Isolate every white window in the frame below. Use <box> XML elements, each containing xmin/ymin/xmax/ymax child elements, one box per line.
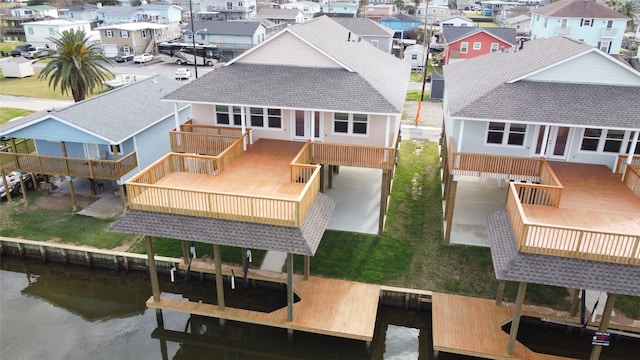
<box><xmin>486</xmin><ymin>122</ymin><xmax>526</xmax><ymax>146</ymax></box>
<box><xmin>411</xmin><ymin>54</ymin><xmax>418</xmax><ymax>60</ymax></box>
<box><xmin>580</xmin><ymin>128</ymin><xmax>601</xmax><ymax>151</ymax></box>
<box><xmin>560</xmin><ymin>19</ymin><xmax>567</xmax><ymax>28</ymax></box>
<box><xmin>371</xmin><ymin>39</ymin><xmax>379</xmax><ymax>48</ymax></box>
<box><xmin>460</xmin><ymin>42</ymin><xmax>468</xmax><ymax>53</ymax></box>
<box><xmin>121</xmin><ymin>31</ymin><xmax>129</xmax><ymax>38</ymax></box>
<box><xmin>473</xmin><ymin>42</ymin><xmax>481</xmax><ymax>50</ymax></box>
<box><xmin>249</xmin><ymin>107</ymin><xmax>282</xmax><ymax>129</ymax></box>
<box><xmin>122</xmin><ymin>46</ymin><xmax>131</xmax><ymax>54</ymax></box>
<box><xmin>490</xmin><ymin>43</ymin><xmax>499</xmax><ymax>53</ymax></box>
<box><xmin>606</xmin><ymin>20</ymin><xmax>613</xmax><ymax>29</ymax></box>
<box><xmin>597</xmin><ymin>41</ymin><xmax>610</xmax><ymax>53</ymax></box>
<box><xmin>582</xmin><ymin>18</ymin><xmax>592</xmax><ymax>26</ymax></box>
<box><xmin>141</xmin><ymin>30</ymin><xmax>147</xmax><ymax>38</ymax></box>
<box><xmin>215</xmin><ymin>105</ymin><xmax>243</xmax><ymax>126</ymax></box>
<box><xmin>581</xmin><ymin>128</ymin><xmax>626</xmax><ymax>153</ymax></box>
<box><xmin>105</xmin><ymin>30</ymin><xmax>113</xmax><ymax>38</ymax></box>
<box><xmin>227</xmin><ymin>1</ymin><xmax>233</xmax><ymax>9</ymax></box>
<box><xmin>49</xmin><ymin>28</ymin><xmax>55</xmax><ymax>35</ymax></box>
<box><xmin>626</xmin><ymin>132</ymin><xmax>640</xmax><ymax>155</ymax></box>
<box><xmin>28</xmin><ymin>27</ymin><xmax>34</xmax><ymax>35</ymax></box>
<box><xmin>333</xmin><ymin>113</ymin><xmax>368</xmax><ymax>135</ymax></box>
<box><xmin>603</xmin><ymin>130</ymin><xmax>625</xmax><ymax>153</ymax></box>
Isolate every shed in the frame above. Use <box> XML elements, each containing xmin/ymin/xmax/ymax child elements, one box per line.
<box><xmin>1</xmin><ymin>57</ymin><xmax>34</xmax><ymax>78</ymax></box>
<box><xmin>404</xmin><ymin>44</ymin><xmax>426</xmax><ymax>71</ymax></box>
<box><xmin>430</xmin><ymin>72</ymin><xmax>444</xmax><ymax>100</ymax></box>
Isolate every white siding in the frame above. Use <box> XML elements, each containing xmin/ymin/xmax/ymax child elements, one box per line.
<box><xmin>524</xmin><ymin>51</ymin><xmax>640</xmax><ymax>86</ymax></box>
<box><xmin>237</xmin><ymin>31</ymin><xmax>342</xmax><ymax>68</ymax></box>
<box><xmin>456</xmin><ymin>119</ymin><xmax>536</xmax><ymax>157</ymax></box>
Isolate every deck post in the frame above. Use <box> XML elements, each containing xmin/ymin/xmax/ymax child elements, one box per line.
<box><xmin>378</xmin><ymin>170</ymin><xmax>390</xmax><ymax>236</ymax></box>
<box><xmin>328</xmin><ymin>165</ymin><xmax>333</xmax><ymax>189</ymax></box>
<box><xmin>287</xmin><ymin>252</ymin><xmax>294</xmax><ymax>322</ymax></box>
<box><xmin>1</xmin><ymin>171</ymin><xmax>12</xmax><ymax>203</ymax></box>
<box><xmin>17</xmin><ymin>175</ymin><xmax>28</xmax><ymax>204</ymax></box>
<box><xmin>304</xmin><ymin>255</ymin><xmax>310</xmax><ymax>280</ymax></box>
<box><xmin>181</xmin><ymin>240</ymin><xmax>189</xmax><ymax>263</ymax></box>
<box><xmin>213</xmin><ymin>244</ymin><xmax>225</xmax><ymax>310</ymax></box>
<box><xmin>119</xmin><ymin>184</ymin><xmax>127</xmax><ymax>213</ymax></box>
<box><xmin>146</xmin><ymin>236</ymin><xmax>161</xmax><ymax>302</ymax></box>
<box><xmin>569</xmin><ymin>289</ymin><xmax>580</xmax><ymax>317</ymax></box>
<box><xmin>495</xmin><ymin>280</ymin><xmax>505</xmax><ymax>305</ymax></box>
<box><xmin>444</xmin><ymin>176</ymin><xmax>457</xmax><ymax>244</ymax></box>
<box><xmin>506</xmin><ymin>281</ymin><xmax>527</xmax><ymax>354</ymax></box>
<box><xmin>589</xmin><ymin>293</ymin><xmax>617</xmax><ymax>360</ymax></box>
<box><xmin>60</xmin><ymin>142</ymin><xmax>78</xmax><ymax>209</ymax></box>
<box><xmin>319</xmin><ymin>164</ymin><xmax>325</xmax><ymax>193</ymax></box>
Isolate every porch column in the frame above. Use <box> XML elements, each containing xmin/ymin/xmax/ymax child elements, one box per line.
<box><xmin>456</xmin><ymin>120</ymin><xmax>464</xmax><ymax>153</ymax></box>
<box><xmin>18</xmin><ymin>174</ymin><xmax>27</xmax><ymax>204</ymax></box>
<box><xmin>145</xmin><ymin>236</ymin><xmax>161</xmax><ymax>302</ymax></box>
<box><xmin>379</xmin><ymin>170</ymin><xmax>391</xmax><ymax>236</ymax></box>
<box><xmin>173</xmin><ymin>102</ymin><xmax>180</xmax><ymax>131</ymax></box>
<box><xmin>507</xmin><ymin>282</ymin><xmax>527</xmax><ymax>354</ymax></box>
<box><xmin>310</xmin><ymin>111</ymin><xmax>315</xmax><ymax>141</ymax></box>
<box><xmin>181</xmin><ymin>240</ymin><xmax>190</xmax><ymax>263</ymax></box>
<box><xmin>241</xmin><ymin>107</ymin><xmax>247</xmax><ymax>151</ymax></box>
<box><xmin>304</xmin><ymin>255</ymin><xmax>310</xmax><ymax>280</ymax></box>
<box><xmin>444</xmin><ymin>175</ymin><xmax>457</xmax><ymax>244</ymax></box>
<box><xmin>385</xmin><ymin>115</ymin><xmax>391</xmax><ymax>147</ymax></box>
<box><xmin>495</xmin><ymin>280</ymin><xmax>505</xmax><ymax>305</ymax></box>
<box><xmin>213</xmin><ymin>244</ymin><xmax>225</xmax><ymax>310</ymax></box>
<box><xmin>60</xmin><ymin>141</ymin><xmax>78</xmax><ymax>209</ymax></box>
<box><xmin>539</xmin><ymin>126</ymin><xmax>550</xmax><ymax>158</ymax></box>
<box><xmin>287</xmin><ymin>252</ymin><xmax>294</xmax><ymax>321</ymax></box>
<box><xmin>624</xmin><ymin>131</ymin><xmax>639</xmax><ymax>176</ymax></box>
<box><xmin>589</xmin><ymin>293</ymin><xmax>617</xmax><ymax>360</ymax></box>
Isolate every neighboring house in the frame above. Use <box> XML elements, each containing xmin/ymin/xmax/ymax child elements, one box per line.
<box><xmin>23</xmin><ymin>19</ymin><xmax>93</xmax><ymax>49</ymax></box>
<box><xmin>10</xmin><ymin>5</ymin><xmax>58</xmax><ymax>19</ymax></box>
<box><xmin>439</xmin><ymin>15</ymin><xmax>476</xmax><ymax>28</ymax></box>
<box><xmin>256</xmin><ymin>8</ymin><xmax>305</xmax><ymax>25</ymax></box>
<box><xmin>442</xmin><ymin>26</ymin><xmax>516</xmax><ymax>64</ymax></box>
<box><xmin>380</xmin><ymin>13</ymin><xmax>423</xmax><ymax>39</ymax></box>
<box><xmin>332</xmin><ymin>17</ymin><xmax>395</xmax><ymax>53</ymax></box>
<box><xmin>97</xmin><ymin>23</ymin><xmax>173</xmax><ymax>57</ymax></box>
<box><xmin>323</xmin><ymin>1</ymin><xmax>359</xmax><ymax>17</ymax></box>
<box><xmin>2</xmin><ymin>5</ymin><xmax>59</xmax><ymax>41</ymax></box>
<box><xmin>135</xmin><ymin>15</ymin><xmax>410</xmax><ymax>238</ymax></box>
<box><xmin>184</xmin><ymin>20</ymin><xmax>268</xmax><ymax>60</ymax></box>
<box><xmin>65</xmin><ymin>4</ymin><xmax>99</xmax><ymax>22</ymax></box>
<box><xmin>96</xmin><ymin>5</ymin><xmax>183</xmax><ymax>25</ymax></box>
<box><xmin>280</xmin><ymin>1</ymin><xmax>322</xmax><ymax>21</ymax></box>
<box><xmin>416</xmin><ymin>4</ymin><xmax>452</xmax><ymax>25</ymax></box>
<box><xmin>529</xmin><ymin>0</ymin><xmax>628</xmax><ymax>54</ymax></box>
<box><xmin>441</xmin><ymin>37</ymin><xmax>640</xmax><ymax>347</ymax></box>
<box><xmin>501</xmin><ymin>15</ymin><xmax>531</xmax><ymax>35</ymax></box>
<box><xmin>456</xmin><ymin>0</ymin><xmax>476</xmax><ymax>10</ymax></box>
<box><xmin>362</xmin><ymin>4</ymin><xmax>395</xmax><ymax>22</ymax></box>
<box><xmin>0</xmin><ymin>57</ymin><xmax>34</xmax><ymax>78</ymax></box>
<box><xmin>200</xmin><ymin>0</ymin><xmax>257</xmax><ymax>20</ymax></box>
<box><xmin>403</xmin><ymin>44</ymin><xmax>426</xmax><ymax>70</ymax></box>
<box><xmin>0</xmin><ymin>76</ymin><xmax>192</xmax><ymax>206</ymax></box>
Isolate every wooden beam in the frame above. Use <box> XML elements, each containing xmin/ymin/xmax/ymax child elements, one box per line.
<box><xmin>60</xmin><ymin>141</ymin><xmax>78</xmax><ymax>209</ymax></box>
<box><xmin>146</xmin><ymin>236</ymin><xmax>161</xmax><ymax>301</ymax></box>
<box><xmin>119</xmin><ymin>184</ymin><xmax>127</xmax><ymax>213</ymax></box>
<box><xmin>589</xmin><ymin>293</ymin><xmax>617</xmax><ymax>360</ymax></box>
<box><xmin>328</xmin><ymin>165</ymin><xmax>333</xmax><ymax>189</ymax></box>
<box><xmin>319</xmin><ymin>164</ymin><xmax>325</xmax><ymax>193</ymax></box>
<box><xmin>18</xmin><ymin>174</ymin><xmax>27</xmax><ymax>204</ymax></box>
<box><xmin>378</xmin><ymin>170</ymin><xmax>389</xmax><ymax>236</ymax></box>
<box><xmin>495</xmin><ymin>280</ymin><xmax>505</xmax><ymax>306</ymax></box>
<box><xmin>304</xmin><ymin>255</ymin><xmax>310</xmax><ymax>280</ymax></box>
<box><xmin>569</xmin><ymin>289</ymin><xmax>580</xmax><ymax>317</ymax></box>
<box><xmin>507</xmin><ymin>282</ymin><xmax>527</xmax><ymax>354</ymax></box>
<box><xmin>181</xmin><ymin>240</ymin><xmax>189</xmax><ymax>262</ymax></box>
<box><xmin>213</xmin><ymin>244</ymin><xmax>225</xmax><ymax>310</ymax></box>
<box><xmin>287</xmin><ymin>252</ymin><xmax>294</xmax><ymax>322</ymax></box>
<box><xmin>1</xmin><ymin>171</ymin><xmax>12</xmax><ymax>203</ymax></box>
<box><xmin>444</xmin><ymin>177</ymin><xmax>457</xmax><ymax>244</ymax></box>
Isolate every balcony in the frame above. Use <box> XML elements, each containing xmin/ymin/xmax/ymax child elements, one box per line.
<box><xmin>0</xmin><ymin>139</ymin><xmax>138</xmax><ymax>180</ymax></box>
<box><xmin>600</xmin><ymin>27</ymin><xmax>617</xmax><ymax>37</ymax></box>
<box><xmin>555</xmin><ymin>26</ymin><xmax>571</xmax><ymax>35</ymax></box>
<box><xmin>445</xmin><ymin>137</ymin><xmax>640</xmax><ymax>265</ymax></box>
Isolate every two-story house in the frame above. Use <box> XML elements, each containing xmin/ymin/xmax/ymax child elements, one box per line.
<box><xmin>442</xmin><ymin>26</ymin><xmax>516</xmax><ymax>64</ymax></box>
<box><xmin>256</xmin><ymin>8</ymin><xmax>306</xmax><ymax>25</ymax></box>
<box><xmin>322</xmin><ymin>1</ymin><xmax>360</xmax><ymax>17</ymax></box>
<box><xmin>97</xmin><ymin>23</ymin><xmax>174</xmax><ymax>57</ymax></box>
<box><xmin>0</xmin><ymin>76</ymin><xmax>191</xmax><ymax>208</ymax></box>
<box><xmin>379</xmin><ymin>13</ymin><xmax>424</xmax><ymax>39</ymax></box>
<box><xmin>279</xmin><ymin>1</ymin><xmax>322</xmax><ymax>21</ymax></box>
<box><xmin>199</xmin><ymin>0</ymin><xmax>256</xmax><ymax>20</ymax></box>
<box><xmin>2</xmin><ymin>5</ymin><xmax>59</xmax><ymax>41</ymax></box>
<box><xmin>441</xmin><ymin>34</ymin><xmax>640</xmax><ymax>355</ymax></box>
<box><xmin>332</xmin><ymin>17</ymin><xmax>395</xmax><ymax>54</ymax></box>
<box><xmin>23</xmin><ymin>19</ymin><xmax>93</xmax><ymax>49</ymax></box>
<box><xmin>184</xmin><ymin>20</ymin><xmax>267</xmax><ymax>60</ymax></box>
<box><xmin>439</xmin><ymin>15</ymin><xmax>476</xmax><ymax>28</ymax></box>
<box><xmin>96</xmin><ymin>5</ymin><xmax>183</xmax><ymax>25</ymax></box>
<box><xmin>529</xmin><ymin>0</ymin><xmax>628</xmax><ymax>54</ymax></box>
<box><xmin>362</xmin><ymin>4</ymin><xmax>395</xmax><ymax>23</ymax></box>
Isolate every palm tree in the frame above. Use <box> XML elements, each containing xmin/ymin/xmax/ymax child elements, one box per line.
<box><xmin>38</xmin><ymin>29</ymin><xmax>113</xmax><ymax>103</ymax></box>
<box><xmin>617</xmin><ymin>0</ymin><xmax>640</xmax><ymax>28</ymax></box>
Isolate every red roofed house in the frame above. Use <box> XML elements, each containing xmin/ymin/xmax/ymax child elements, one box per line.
<box><xmin>442</xmin><ymin>26</ymin><xmax>517</xmax><ymax>64</ymax></box>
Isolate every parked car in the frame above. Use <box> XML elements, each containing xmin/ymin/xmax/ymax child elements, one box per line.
<box><xmin>10</xmin><ymin>44</ymin><xmax>37</xmax><ymax>58</ymax></box>
<box><xmin>0</xmin><ymin>172</ymin><xmax>34</xmax><ymax>201</ymax></box>
<box><xmin>175</xmin><ymin>68</ymin><xmax>191</xmax><ymax>80</ymax></box>
<box><xmin>114</xmin><ymin>53</ymin><xmax>134</xmax><ymax>62</ymax></box>
<box><xmin>133</xmin><ymin>53</ymin><xmax>154</xmax><ymax>63</ymax></box>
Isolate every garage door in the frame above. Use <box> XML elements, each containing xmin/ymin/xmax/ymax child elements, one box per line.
<box><xmin>103</xmin><ymin>44</ymin><xmax>118</xmax><ymax>58</ymax></box>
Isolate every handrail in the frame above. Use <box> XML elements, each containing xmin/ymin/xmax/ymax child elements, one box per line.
<box><xmin>310</xmin><ymin>142</ymin><xmax>396</xmax><ymax>170</ymax></box>
<box><xmin>623</xmin><ymin>165</ymin><xmax>640</xmax><ymax>198</ymax></box>
<box><xmin>616</xmin><ymin>155</ymin><xmax>640</xmax><ymax>174</ymax></box>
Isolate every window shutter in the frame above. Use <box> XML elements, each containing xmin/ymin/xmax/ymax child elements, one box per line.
<box><xmin>590</xmin><ymin>19</ymin><xmax>594</xmax><ymax>27</ymax></box>
<box><xmin>580</xmin><ymin>19</ymin><xmax>583</xmax><ymax>26</ymax></box>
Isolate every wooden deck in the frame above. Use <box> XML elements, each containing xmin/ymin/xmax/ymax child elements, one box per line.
<box><xmin>432</xmin><ymin>293</ymin><xmax>571</xmax><ymax>360</ymax></box>
<box><xmin>147</xmin><ymin>265</ymin><xmax>380</xmax><ymax>342</ymax></box>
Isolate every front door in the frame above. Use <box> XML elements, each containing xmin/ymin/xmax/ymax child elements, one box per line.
<box><xmin>293</xmin><ymin>110</ymin><xmax>321</xmax><ymax>141</ymax></box>
<box><xmin>534</xmin><ymin>126</ymin><xmax>571</xmax><ymax>160</ymax></box>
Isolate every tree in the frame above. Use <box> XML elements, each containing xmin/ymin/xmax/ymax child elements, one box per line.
<box><xmin>606</xmin><ymin>0</ymin><xmax>639</xmax><ymax>29</ymax></box>
<box><xmin>38</xmin><ymin>29</ymin><xmax>113</xmax><ymax>103</ymax></box>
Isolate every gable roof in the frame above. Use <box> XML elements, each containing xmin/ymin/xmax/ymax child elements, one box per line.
<box><xmin>380</xmin><ymin>13</ymin><xmax>423</xmax><ymax>23</ymax></box>
<box><xmin>331</xmin><ymin>17</ymin><xmax>395</xmax><ymax>37</ymax></box>
<box><xmin>163</xmin><ymin>16</ymin><xmax>410</xmax><ymax>115</ymax></box>
<box><xmin>503</xmin><ymin>15</ymin><xmax>530</xmax><ymax>25</ymax></box>
<box><xmin>530</xmin><ymin>0</ymin><xmax>629</xmax><ymax>19</ymax></box>
<box><xmin>443</xmin><ymin>26</ymin><xmax>517</xmax><ymax>45</ymax></box>
<box><xmin>0</xmin><ymin>76</ymin><xmax>185</xmax><ymax>143</ymax></box>
<box><xmin>256</xmin><ymin>8</ymin><xmax>304</xmax><ymax>19</ymax></box>
<box><xmin>440</xmin><ymin>15</ymin><xmax>475</xmax><ymax>23</ymax></box>
<box><xmin>97</xmin><ymin>6</ymin><xmax>140</xmax><ymax>17</ymax></box>
<box><xmin>17</xmin><ymin>5</ymin><xmax>57</xmax><ymax>11</ymax></box>
<box><xmin>69</xmin><ymin>4</ymin><xmax>98</xmax><ymax>12</ymax></box>
<box><xmin>187</xmin><ymin>20</ymin><xmax>263</xmax><ymax>36</ymax></box>
<box><xmin>443</xmin><ymin>36</ymin><xmax>640</xmax><ymax>129</ymax></box>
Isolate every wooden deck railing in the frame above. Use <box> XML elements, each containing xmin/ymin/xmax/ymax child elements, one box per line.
<box><xmin>506</xmin><ymin>184</ymin><xmax>640</xmax><ymax>265</ymax></box>
<box><xmin>0</xmin><ymin>151</ymin><xmax>138</xmax><ymax>180</ymax></box>
<box><xmin>623</xmin><ymin>165</ymin><xmax>640</xmax><ymax>198</ymax></box>
<box><xmin>290</xmin><ymin>142</ymin><xmax>316</xmax><ymax>183</ymax></box>
<box><xmin>615</xmin><ymin>155</ymin><xmax>640</xmax><ymax>174</ymax></box>
<box><xmin>0</xmin><ymin>139</ymin><xmax>35</xmax><ymax>168</ymax></box>
<box><xmin>310</xmin><ymin>142</ymin><xmax>395</xmax><ymax>170</ymax></box>
<box><xmin>170</xmin><ymin>122</ymin><xmax>250</xmax><ymax>155</ymax></box>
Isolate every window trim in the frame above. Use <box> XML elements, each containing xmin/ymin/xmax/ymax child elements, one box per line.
<box><xmin>490</xmin><ymin>43</ymin><xmax>499</xmax><ymax>53</ymax></box>
<box><xmin>579</xmin><ymin>128</ymin><xmax>629</xmax><ymax>154</ymax></box>
<box><xmin>248</xmin><ymin>107</ymin><xmax>282</xmax><ymax>129</ymax></box>
<box><xmin>332</xmin><ymin>112</ymin><xmax>369</xmax><ymax>136</ymax></box>
<box><xmin>484</xmin><ymin>122</ymin><xmax>527</xmax><ymax>147</ymax></box>
<box><xmin>105</xmin><ymin>30</ymin><xmax>113</xmax><ymax>38</ymax></box>
<box><xmin>121</xmin><ymin>30</ymin><xmax>129</xmax><ymax>38</ymax></box>
<box><xmin>460</xmin><ymin>41</ymin><xmax>468</xmax><ymax>53</ymax></box>
<box><xmin>473</xmin><ymin>42</ymin><xmax>481</xmax><ymax>50</ymax></box>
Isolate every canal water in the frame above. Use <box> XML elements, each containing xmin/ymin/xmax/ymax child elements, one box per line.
<box><xmin>1</xmin><ymin>257</ymin><xmax>639</xmax><ymax>360</ymax></box>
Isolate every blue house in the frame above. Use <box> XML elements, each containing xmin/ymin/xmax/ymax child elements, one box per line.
<box><xmin>0</xmin><ymin>76</ymin><xmax>191</xmax><ymax>206</ymax></box>
<box><xmin>379</xmin><ymin>13</ymin><xmax>424</xmax><ymax>38</ymax></box>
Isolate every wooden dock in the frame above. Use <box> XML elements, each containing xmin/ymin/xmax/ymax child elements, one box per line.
<box><xmin>432</xmin><ymin>293</ymin><xmax>571</xmax><ymax>360</ymax></box>
<box><xmin>147</xmin><ymin>264</ymin><xmax>380</xmax><ymax>342</ymax></box>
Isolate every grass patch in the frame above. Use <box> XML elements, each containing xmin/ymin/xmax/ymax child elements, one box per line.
<box><xmin>0</xmin><ymin>191</ymin><xmax>134</xmax><ymax>249</ymax></box>
<box><xmin>406</xmin><ymin>90</ymin><xmax>425</xmax><ymax>101</ymax></box>
<box><xmin>0</xmin><ymin>107</ymin><xmax>33</xmax><ymax>125</ymax></box>
<box><xmin>616</xmin><ymin>295</ymin><xmax>640</xmax><ymax>319</ymax></box>
<box><xmin>0</xmin><ymin>42</ymin><xmax>26</xmax><ymax>53</ymax></box>
<box><xmin>478</xmin><ymin>22</ymin><xmax>500</xmax><ymax>28</ymax></box>
<box><xmin>0</xmin><ymin>69</ymin><xmax>110</xmax><ymax>100</ymax></box>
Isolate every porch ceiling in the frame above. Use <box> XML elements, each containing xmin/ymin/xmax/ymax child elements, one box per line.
<box><xmin>109</xmin><ymin>193</ymin><xmax>335</xmax><ymax>256</ymax></box>
<box><xmin>162</xmin><ymin>63</ymin><xmax>401</xmax><ymax>115</ymax></box>
<box><xmin>487</xmin><ymin>210</ymin><xmax>640</xmax><ymax>297</ymax></box>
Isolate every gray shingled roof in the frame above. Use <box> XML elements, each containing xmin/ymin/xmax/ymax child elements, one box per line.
<box><xmin>443</xmin><ymin>36</ymin><xmax>640</xmax><ymax>128</ymax></box>
<box><xmin>380</xmin><ymin>13</ymin><xmax>423</xmax><ymax>23</ymax></box>
<box><xmin>0</xmin><ymin>76</ymin><xmax>185</xmax><ymax>143</ymax></box>
<box><xmin>487</xmin><ymin>211</ymin><xmax>640</xmax><ymax>296</ymax></box>
<box><xmin>109</xmin><ymin>193</ymin><xmax>335</xmax><ymax>256</ymax></box>
<box><xmin>332</xmin><ymin>17</ymin><xmax>395</xmax><ymax>37</ymax></box>
<box><xmin>164</xmin><ymin>16</ymin><xmax>410</xmax><ymax>114</ymax></box>
<box><xmin>97</xmin><ymin>6</ymin><xmax>139</xmax><ymax>17</ymax></box>
<box><xmin>256</xmin><ymin>8</ymin><xmax>303</xmax><ymax>19</ymax></box>
<box><xmin>187</xmin><ymin>20</ymin><xmax>262</xmax><ymax>36</ymax></box>
<box><xmin>530</xmin><ymin>0</ymin><xmax>629</xmax><ymax>19</ymax></box>
<box><xmin>442</xmin><ymin>26</ymin><xmax>516</xmax><ymax>45</ymax></box>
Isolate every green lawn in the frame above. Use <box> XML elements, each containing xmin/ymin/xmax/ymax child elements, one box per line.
<box><xmin>0</xmin><ymin>69</ymin><xmax>110</xmax><ymax>100</ymax></box>
<box><xmin>0</xmin><ymin>107</ymin><xmax>34</xmax><ymax>124</ymax></box>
